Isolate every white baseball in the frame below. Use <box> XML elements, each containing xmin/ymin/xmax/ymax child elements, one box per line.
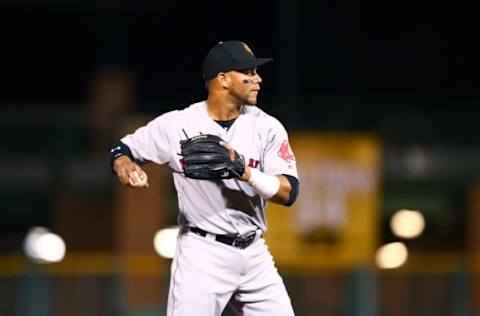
<box><xmin>129</xmin><ymin>171</ymin><xmax>149</xmax><ymax>187</ymax></box>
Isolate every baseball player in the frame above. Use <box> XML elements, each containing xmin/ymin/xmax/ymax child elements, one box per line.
<box><xmin>108</xmin><ymin>40</ymin><xmax>299</xmax><ymax>316</ymax></box>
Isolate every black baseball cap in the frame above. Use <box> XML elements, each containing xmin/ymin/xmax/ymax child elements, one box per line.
<box><xmin>202</xmin><ymin>40</ymin><xmax>273</xmax><ymax>80</ymax></box>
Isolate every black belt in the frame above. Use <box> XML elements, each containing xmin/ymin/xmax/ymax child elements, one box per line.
<box><xmin>189</xmin><ymin>227</ymin><xmax>259</xmax><ymax>249</ymax></box>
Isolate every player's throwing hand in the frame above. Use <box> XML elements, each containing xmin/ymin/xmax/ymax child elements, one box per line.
<box><xmin>113</xmin><ymin>156</ymin><xmax>149</xmax><ymax>188</ymax></box>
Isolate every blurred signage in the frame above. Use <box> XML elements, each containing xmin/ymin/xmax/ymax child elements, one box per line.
<box><xmin>265</xmin><ymin>133</ymin><xmax>381</xmax><ymax>269</ymax></box>
<box><xmin>385</xmin><ymin>145</ymin><xmax>480</xmax><ymax>180</ymax></box>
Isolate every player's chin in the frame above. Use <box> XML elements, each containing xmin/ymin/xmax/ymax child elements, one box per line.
<box><xmin>245</xmin><ymin>96</ymin><xmax>258</xmax><ymax>106</ymax></box>
<box><xmin>243</xmin><ymin>90</ymin><xmax>259</xmax><ymax>105</ymax></box>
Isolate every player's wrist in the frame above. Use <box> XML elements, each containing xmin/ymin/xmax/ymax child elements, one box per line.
<box><xmin>247</xmin><ymin>168</ymin><xmax>280</xmax><ymax>200</ymax></box>
<box><xmin>239</xmin><ymin>165</ymin><xmax>251</xmax><ymax>181</ymax></box>
<box><xmin>113</xmin><ymin>155</ymin><xmax>132</xmax><ymax>174</ymax></box>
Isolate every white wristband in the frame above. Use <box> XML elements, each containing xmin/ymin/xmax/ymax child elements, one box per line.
<box><xmin>247</xmin><ymin>168</ymin><xmax>281</xmax><ymax>200</ymax></box>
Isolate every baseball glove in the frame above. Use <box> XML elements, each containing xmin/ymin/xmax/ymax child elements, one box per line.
<box><xmin>180</xmin><ymin>134</ymin><xmax>245</xmax><ymax>180</ymax></box>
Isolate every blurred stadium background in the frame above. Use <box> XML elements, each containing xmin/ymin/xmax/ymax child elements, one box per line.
<box><xmin>1</xmin><ymin>0</ymin><xmax>479</xmax><ymax>315</ymax></box>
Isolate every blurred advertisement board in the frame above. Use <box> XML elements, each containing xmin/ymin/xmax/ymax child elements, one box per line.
<box><xmin>266</xmin><ymin>133</ymin><xmax>381</xmax><ymax>270</ymax></box>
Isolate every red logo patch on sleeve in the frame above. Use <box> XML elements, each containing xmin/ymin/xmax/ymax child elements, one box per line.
<box><xmin>278</xmin><ymin>140</ymin><xmax>295</xmax><ymax>163</ymax></box>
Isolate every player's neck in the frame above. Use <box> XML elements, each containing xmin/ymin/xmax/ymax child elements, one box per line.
<box><xmin>206</xmin><ymin>97</ymin><xmax>243</xmax><ymax>121</ymax></box>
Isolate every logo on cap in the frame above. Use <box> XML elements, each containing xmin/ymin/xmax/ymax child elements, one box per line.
<box><xmin>241</xmin><ymin>42</ymin><xmax>254</xmax><ymax>56</ymax></box>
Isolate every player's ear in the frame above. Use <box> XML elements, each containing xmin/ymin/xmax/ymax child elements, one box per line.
<box><xmin>218</xmin><ymin>72</ymin><xmax>231</xmax><ymax>89</ymax></box>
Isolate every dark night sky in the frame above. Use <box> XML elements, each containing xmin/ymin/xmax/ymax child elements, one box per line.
<box><xmin>1</xmin><ymin>0</ymin><xmax>479</xmax><ymax>132</ymax></box>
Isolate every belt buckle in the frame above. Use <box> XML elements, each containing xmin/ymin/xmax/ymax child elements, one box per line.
<box><xmin>232</xmin><ymin>231</ymin><xmax>256</xmax><ymax>249</ymax></box>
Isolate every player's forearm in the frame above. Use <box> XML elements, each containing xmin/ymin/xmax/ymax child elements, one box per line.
<box><xmin>269</xmin><ymin>175</ymin><xmax>292</xmax><ymax>205</ymax></box>
<box><xmin>244</xmin><ymin>168</ymin><xmax>294</xmax><ymax>205</ymax></box>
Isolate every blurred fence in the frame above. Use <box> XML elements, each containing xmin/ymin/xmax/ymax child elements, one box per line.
<box><xmin>0</xmin><ymin>254</ymin><xmax>473</xmax><ymax>316</ymax></box>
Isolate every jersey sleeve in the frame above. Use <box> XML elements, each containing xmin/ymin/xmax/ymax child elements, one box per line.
<box><xmin>262</xmin><ymin>118</ymin><xmax>298</xmax><ymax>179</ymax></box>
<box><xmin>120</xmin><ymin>111</ymin><xmax>177</xmax><ymax>165</ymax></box>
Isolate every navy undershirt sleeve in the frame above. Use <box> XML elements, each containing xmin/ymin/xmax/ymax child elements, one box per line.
<box><xmin>282</xmin><ymin>174</ymin><xmax>299</xmax><ymax>206</ymax></box>
<box><xmin>108</xmin><ymin>141</ymin><xmax>134</xmax><ymax>174</ymax></box>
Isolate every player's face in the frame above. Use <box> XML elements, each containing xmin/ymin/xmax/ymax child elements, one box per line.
<box><xmin>229</xmin><ymin>68</ymin><xmax>262</xmax><ymax>105</ymax></box>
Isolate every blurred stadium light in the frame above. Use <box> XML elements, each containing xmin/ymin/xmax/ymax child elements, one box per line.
<box><xmin>375</xmin><ymin>242</ymin><xmax>408</xmax><ymax>269</ymax></box>
<box><xmin>390</xmin><ymin>209</ymin><xmax>425</xmax><ymax>239</ymax></box>
<box><xmin>153</xmin><ymin>226</ymin><xmax>179</xmax><ymax>259</ymax></box>
<box><xmin>23</xmin><ymin>227</ymin><xmax>66</xmax><ymax>264</ymax></box>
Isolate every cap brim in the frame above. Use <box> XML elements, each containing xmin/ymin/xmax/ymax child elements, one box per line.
<box><xmin>234</xmin><ymin>58</ymin><xmax>273</xmax><ymax>71</ymax></box>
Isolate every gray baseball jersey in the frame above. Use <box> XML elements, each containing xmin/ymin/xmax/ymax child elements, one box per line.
<box><xmin>121</xmin><ymin>101</ymin><xmax>298</xmax><ymax>235</ymax></box>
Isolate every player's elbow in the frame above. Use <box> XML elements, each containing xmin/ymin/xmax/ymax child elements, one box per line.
<box><xmin>270</xmin><ymin>175</ymin><xmax>299</xmax><ymax>207</ymax></box>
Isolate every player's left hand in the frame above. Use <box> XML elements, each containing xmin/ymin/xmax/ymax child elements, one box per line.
<box><xmin>219</xmin><ymin>141</ymin><xmax>250</xmax><ymax>181</ymax></box>
<box><xmin>179</xmin><ymin>134</ymin><xmax>246</xmax><ymax>180</ymax></box>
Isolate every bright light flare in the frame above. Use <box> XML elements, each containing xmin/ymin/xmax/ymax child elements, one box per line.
<box><xmin>391</xmin><ymin>209</ymin><xmax>425</xmax><ymax>239</ymax></box>
<box><xmin>375</xmin><ymin>242</ymin><xmax>408</xmax><ymax>269</ymax></box>
<box><xmin>153</xmin><ymin>226</ymin><xmax>180</xmax><ymax>259</ymax></box>
<box><xmin>23</xmin><ymin>227</ymin><xmax>66</xmax><ymax>263</ymax></box>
